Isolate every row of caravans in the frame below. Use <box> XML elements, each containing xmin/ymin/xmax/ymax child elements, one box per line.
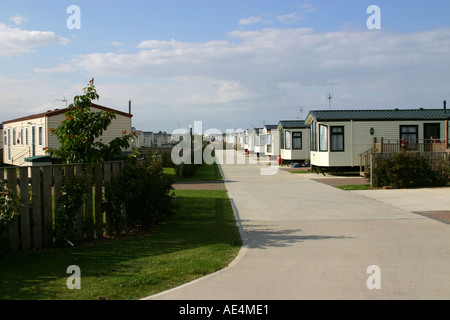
<box><xmin>240</xmin><ymin>121</ymin><xmax>311</xmax><ymax>163</ymax></box>
<box><xmin>236</xmin><ymin>105</ymin><xmax>450</xmax><ymax>169</ymax></box>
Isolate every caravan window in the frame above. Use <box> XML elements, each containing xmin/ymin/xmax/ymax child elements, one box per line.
<box><xmin>285</xmin><ymin>131</ymin><xmax>291</xmax><ymax>150</ymax></box>
<box><xmin>400</xmin><ymin>125</ymin><xmax>418</xmax><ymax>144</ymax></box>
<box><xmin>310</xmin><ymin>121</ymin><xmax>318</xmax><ymax>151</ymax></box>
<box><xmin>331</xmin><ymin>126</ymin><xmax>344</xmax><ymax>152</ymax></box>
<box><xmin>319</xmin><ymin>125</ymin><xmax>328</xmax><ymax>152</ymax></box>
<box><xmin>38</xmin><ymin>127</ymin><xmax>43</xmax><ymax>145</ymax></box>
<box><xmin>293</xmin><ymin>132</ymin><xmax>302</xmax><ymax>150</ymax></box>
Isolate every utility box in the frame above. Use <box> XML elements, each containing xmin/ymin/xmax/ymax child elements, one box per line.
<box><xmin>24</xmin><ymin>156</ymin><xmax>52</xmax><ymax>166</ymax></box>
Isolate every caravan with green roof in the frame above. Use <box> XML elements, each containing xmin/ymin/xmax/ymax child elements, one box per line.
<box><xmin>278</xmin><ymin>120</ymin><xmax>311</xmax><ymax>163</ymax></box>
<box><xmin>305</xmin><ymin>107</ymin><xmax>450</xmax><ymax>169</ymax></box>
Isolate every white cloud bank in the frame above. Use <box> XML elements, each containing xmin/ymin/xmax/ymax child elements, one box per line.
<box><xmin>4</xmin><ymin>26</ymin><xmax>450</xmax><ymax>131</ymax></box>
<box><xmin>68</xmin><ymin>27</ymin><xmax>450</xmax><ymax>94</ymax></box>
<box><xmin>0</xmin><ymin>23</ymin><xmax>69</xmax><ymax>57</ymax></box>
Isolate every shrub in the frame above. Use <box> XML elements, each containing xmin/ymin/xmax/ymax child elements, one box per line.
<box><xmin>54</xmin><ymin>175</ymin><xmax>88</xmax><ymax>247</ymax></box>
<box><xmin>103</xmin><ymin>154</ymin><xmax>175</xmax><ymax>232</ymax></box>
<box><xmin>374</xmin><ymin>152</ymin><xmax>448</xmax><ymax>188</ymax></box>
<box><xmin>0</xmin><ymin>180</ymin><xmax>22</xmax><ymax>256</ymax></box>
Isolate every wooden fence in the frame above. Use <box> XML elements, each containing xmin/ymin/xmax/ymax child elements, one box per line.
<box><xmin>1</xmin><ymin>161</ymin><xmax>128</xmax><ymax>253</ymax></box>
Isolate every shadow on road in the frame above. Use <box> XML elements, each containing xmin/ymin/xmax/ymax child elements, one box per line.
<box><xmin>241</xmin><ymin>225</ymin><xmax>355</xmax><ymax>249</ymax></box>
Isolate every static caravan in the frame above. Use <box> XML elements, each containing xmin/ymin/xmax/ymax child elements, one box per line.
<box><xmin>0</xmin><ymin>124</ymin><xmax>3</xmax><ymax>151</ymax></box>
<box><xmin>243</xmin><ymin>129</ymin><xmax>250</xmax><ymax>153</ymax></box>
<box><xmin>0</xmin><ymin>124</ymin><xmax>3</xmax><ymax>165</ymax></box>
<box><xmin>142</xmin><ymin>132</ymin><xmax>155</xmax><ymax>147</ymax></box>
<box><xmin>278</xmin><ymin>120</ymin><xmax>311</xmax><ymax>163</ymax></box>
<box><xmin>252</xmin><ymin>128</ymin><xmax>264</xmax><ymax>156</ymax></box>
<box><xmin>263</xmin><ymin>125</ymin><xmax>279</xmax><ymax>160</ymax></box>
<box><xmin>245</xmin><ymin>128</ymin><xmax>261</xmax><ymax>155</ymax></box>
<box><xmin>152</xmin><ymin>133</ymin><xmax>171</xmax><ymax>147</ymax></box>
<box><xmin>2</xmin><ymin>103</ymin><xmax>133</xmax><ymax>166</ymax></box>
<box><xmin>132</xmin><ymin>130</ymin><xmax>155</xmax><ymax>149</ymax></box>
<box><xmin>236</xmin><ymin>129</ymin><xmax>245</xmax><ymax>151</ymax></box>
<box><xmin>305</xmin><ymin>108</ymin><xmax>450</xmax><ymax>169</ymax></box>
<box><xmin>229</xmin><ymin>129</ymin><xmax>245</xmax><ymax>151</ymax></box>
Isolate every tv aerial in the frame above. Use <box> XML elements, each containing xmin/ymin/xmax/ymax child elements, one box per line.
<box><xmin>55</xmin><ymin>96</ymin><xmax>68</xmax><ymax>108</ymax></box>
<box><xmin>297</xmin><ymin>107</ymin><xmax>303</xmax><ymax>120</ymax></box>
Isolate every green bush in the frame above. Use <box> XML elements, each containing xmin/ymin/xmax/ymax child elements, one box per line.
<box><xmin>54</xmin><ymin>175</ymin><xmax>88</xmax><ymax>247</ymax></box>
<box><xmin>103</xmin><ymin>155</ymin><xmax>175</xmax><ymax>232</ymax></box>
<box><xmin>0</xmin><ymin>180</ymin><xmax>22</xmax><ymax>256</ymax></box>
<box><xmin>374</xmin><ymin>152</ymin><xmax>448</xmax><ymax>188</ymax></box>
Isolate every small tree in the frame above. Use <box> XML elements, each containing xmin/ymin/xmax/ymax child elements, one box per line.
<box><xmin>46</xmin><ymin>79</ymin><xmax>135</xmax><ymax>164</ymax></box>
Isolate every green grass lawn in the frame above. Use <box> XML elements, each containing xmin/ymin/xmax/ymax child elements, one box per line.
<box><xmin>335</xmin><ymin>184</ymin><xmax>371</xmax><ymax>191</ymax></box>
<box><xmin>0</xmin><ymin>163</ymin><xmax>241</xmax><ymax>300</ymax></box>
<box><xmin>163</xmin><ymin>163</ymin><xmax>222</xmax><ymax>182</ymax></box>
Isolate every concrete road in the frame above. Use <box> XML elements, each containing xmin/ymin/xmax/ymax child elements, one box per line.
<box><xmin>146</xmin><ymin>152</ymin><xmax>450</xmax><ymax>300</ymax></box>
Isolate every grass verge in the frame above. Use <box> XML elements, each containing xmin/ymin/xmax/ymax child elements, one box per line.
<box><xmin>0</xmin><ymin>163</ymin><xmax>241</xmax><ymax>300</ymax></box>
<box><xmin>335</xmin><ymin>184</ymin><xmax>371</xmax><ymax>191</ymax></box>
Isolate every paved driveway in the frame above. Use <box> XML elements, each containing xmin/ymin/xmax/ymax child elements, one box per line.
<box><xmin>146</xmin><ymin>153</ymin><xmax>450</xmax><ymax>300</ymax></box>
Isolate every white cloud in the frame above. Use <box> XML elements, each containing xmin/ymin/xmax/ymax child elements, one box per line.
<box><xmin>9</xmin><ymin>14</ymin><xmax>28</xmax><ymax>25</ymax></box>
<box><xmin>2</xmin><ymin>26</ymin><xmax>450</xmax><ymax>131</ymax></box>
<box><xmin>277</xmin><ymin>12</ymin><xmax>302</xmax><ymax>24</ymax></box>
<box><xmin>239</xmin><ymin>16</ymin><xmax>263</xmax><ymax>26</ymax></box>
<box><xmin>0</xmin><ymin>76</ymin><xmax>79</xmax><ymax>120</ymax></box>
<box><xmin>34</xmin><ymin>64</ymin><xmax>77</xmax><ymax>74</ymax></box>
<box><xmin>0</xmin><ymin>23</ymin><xmax>69</xmax><ymax>57</ymax></box>
<box><xmin>68</xmin><ymin>27</ymin><xmax>450</xmax><ymax>102</ymax></box>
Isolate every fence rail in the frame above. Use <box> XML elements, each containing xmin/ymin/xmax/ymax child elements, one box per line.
<box><xmin>1</xmin><ymin>161</ymin><xmax>127</xmax><ymax>252</ymax></box>
<box><xmin>375</xmin><ymin>139</ymin><xmax>447</xmax><ymax>154</ymax></box>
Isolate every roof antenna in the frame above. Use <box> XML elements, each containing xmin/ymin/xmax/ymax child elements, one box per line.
<box><xmin>297</xmin><ymin>107</ymin><xmax>303</xmax><ymax>119</ymax></box>
<box><xmin>55</xmin><ymin>96</ymin><xmax>67</xmax><ymax>108</ymax></box>
<box><xmin>328</xmin><ymin>93</ymin><xmax>332</xmax><ymax>110</ymax></box>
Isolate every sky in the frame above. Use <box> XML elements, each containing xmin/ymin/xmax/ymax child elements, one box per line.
<box><xmin>1</xmin><ymin>0</ymin><xmax>450</xmax><ymax>134</ymax></box>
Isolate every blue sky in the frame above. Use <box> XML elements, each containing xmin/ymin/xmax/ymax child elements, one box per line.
<box><xmin>1</xmin><ymin>0</ymin><xmax>450</xmax><ymax>133</ymax></box>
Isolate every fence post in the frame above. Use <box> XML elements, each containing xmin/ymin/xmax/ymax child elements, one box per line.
<box><xmin>370</xmin><ymin>153</ymin><xmax>376</xmax><ymax>188</ymax></box>
<box><xmin>7</xmin><ymin>168</ymin><xmax>19</xmax><ymax>252</ymax></box>
<box><xmin>85</xmin><ymin>163</ymin><xmax>94</xmax><ymax>240</ymax></box>
<box><xmin>42</xmin><ymin>166</ymin><xmax>53</xmax><ymax>247</ymax></box>
<box><xmin>94</xmin><ymin>164</ymin><xmax>103</xmax><ymax>239</ymax></box>
<box><xmin>31</xmin><ymin>166</ymin><xmax>43</xmax><ymax>249</ymax></box>
<box><xmin>120</xmin><ymin>162</ymin><xmax>127</xmax><ymax>231</ymax></box>
<box><xmin>103</xmin><ymin>162</ymin><xmax>112</xmax><ymax>236</ymax></box>
<box><xmin>53</xmin><ymin>166</ymin><xmax>64</xmax><ymax>208</ymax></box>
<box><xmin>380</xmin><ymin>137</ymin><xmax>383</xmax><ymax>154</ymax></box>
<box><xmin>73</xmin><ymin>164</ymin><xmax>84</xmax><ymax>242</ymax></box>
<box><xmin>112</xmin><ymin>162</ymin><xmax>125</xmax><ymax>233</ymax></box>
<box><xmin>19</xmin><ymin>167</ymin><xmax>31</xmax><ymax>251</ymax></box>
